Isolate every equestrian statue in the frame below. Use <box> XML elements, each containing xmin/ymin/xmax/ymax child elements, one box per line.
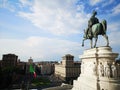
<box><xmin>82</xmin><ymin>10</ymin><xmax>109</xmax><ymax>48</ymax></box>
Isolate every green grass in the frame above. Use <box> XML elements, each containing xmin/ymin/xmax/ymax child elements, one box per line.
<box><xmin>31</xmin><ymin>77</ymin><xmax>51</xmax><ymax>86</ymax></box>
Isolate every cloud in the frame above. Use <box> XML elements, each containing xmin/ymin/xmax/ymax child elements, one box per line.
<box><xmin>89</xmin><ymin>0</ymin><xmax>114</xmax><ymax>7</ymax></box>
<box><xmin>112</xmin><ymin>4</ymin><xmax>120</xmax><ymax>15</ymax></box>
<box><xmin>1</xmin><ymin>0</ymin><xmax>119</xmax><ymax>60</ymax></box>
<box><xmin>18</xmin><ymin>0</ymin><xmax>89</xmax><ymax>36</ymax></box>
<box><xmin>107</xmin><ymin>22</ymin><xmax>120</xmax><ymax>46</ymax></box>
<box><xmin>0</xmin><ymin>0</ymin><xmax>15</xmax><ymax>12</ymax></box>
<box><xmin>108</xmin><ymin>22</ymin><xmax>120</xmax><ymax>32</ymax></box>
<box><xmin>19</xmin><ymin>0</ymin><xmax>32</xmax><ymax>7</ymax></box>
<box><xmin>109</xmin><ymin>31</ymin><xmax>120</xmax><ymax>46</ymax></box>
<box><xmin>0</xmin><ymin>36</ymin><xmax>82</xmax><ymax>61</ymax></box>
<box><xmin>89</xmin><ymin>0</ymin><xmax>103</xmax><ymax>6</ymax></box>
<box><xmin>102</xmin><ymin>0</ymin><xmax>114</xmax><ymax>7</ymax></box>
<box><xmin>0</xmin><ymin>0</ymin><xmax>90</xmax><ymax>36</ymax></box>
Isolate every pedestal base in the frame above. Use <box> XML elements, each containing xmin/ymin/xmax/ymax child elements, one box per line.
<box><xmin>72</xmin><ymin>46</ymin><xmax>119</xmax><ymax>90</ymax></box>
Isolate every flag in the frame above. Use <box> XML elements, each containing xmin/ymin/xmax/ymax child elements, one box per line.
<box><xmin>29</xmin><ymin>64</ymin><xmax>37</xmax><ymax>78</ymax></box>
<box><xmin>33</xmin><ymin>72</ymin><xmax>37</xmax><ymax>78</ymax></box>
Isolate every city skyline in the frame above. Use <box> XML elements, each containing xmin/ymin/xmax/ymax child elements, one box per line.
<box><xmin>0</xmin><ymin>0</ymin><xmax>120</xmax><ymax>61</ymax></box>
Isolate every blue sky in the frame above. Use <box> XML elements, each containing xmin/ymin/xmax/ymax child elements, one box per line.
<box><xmin>0</xmin><ymin>0</ymin><xmax>120</xmax><ymax>62</ymax></box>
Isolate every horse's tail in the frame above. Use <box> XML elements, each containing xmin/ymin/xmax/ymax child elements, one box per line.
<box><xmin>101</xmin><ymin>19</ymin><xmax>107</xmax><ymax>33</ymax></box>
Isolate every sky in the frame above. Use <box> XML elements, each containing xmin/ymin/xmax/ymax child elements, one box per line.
<box><xmin>0</xmin><ymin>0</ymin><xmax>120</xmax><ymax>62</ymax></box>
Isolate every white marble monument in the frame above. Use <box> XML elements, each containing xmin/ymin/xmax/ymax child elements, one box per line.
<box><xmin>72</xmin><ymin>46</ymin><xmax>120</xmax><ymax>90</ymax></box>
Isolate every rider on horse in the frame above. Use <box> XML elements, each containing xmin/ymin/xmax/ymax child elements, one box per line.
<box><xmin>86</xmin><ymin>10</ymin><xmax>99</xmax><ymax>38</ymax></box>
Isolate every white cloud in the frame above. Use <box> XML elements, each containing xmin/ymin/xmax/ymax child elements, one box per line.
<box><xmin>107</xmin><ymin>22</ymin><xmax>120</xmax><ymax>47</ymax></box>
<box><xmin>102</xmin><ymin>0</ymin><xmax>114</xmax><ymax>7</ymax></box>
<box><xmin>1</xmin><ymin>0</ymin><xmax>119</xmax><ymax>60</ymax></box>
<box><xmin>0</xmin><ymin>0</ymin><xmax>15</xmax><ymax>12</ymax></box>
<box><xmin>89</xmin><ymin>0</ymin><xmax>114</xmax><ymax>8</ymax></box>
<box><xmin>0</xmin><ymin>37</ymin><xmax>82</xmax><ymax>61</ymax></box>
<box><xmin>19</xmin><ymin>0</ymin><xmax>32</xmax><ymax>7</ymax></box>
<box><xmin>18</xmin><ymin>0</ymin><xmax>89</xmax><ymax>36</ymax></box>
<box><xmin>108</xmin><ymin>23</ymin><xmax>120</xmax><ymax>32</ymax></box>
<box><xmin>109</xmin><ymin>31</ymin><xmax>120</xmax><ymax>46</ymax></box>
<box><xmin>112</xmin><ymin>4</ymin><xmax>120</xmax><ymax>15</ymax></box>
<box><xmin>89</xmin><ymin>0</ymin><xmax>103</xmax><ymax>6</ymax></box>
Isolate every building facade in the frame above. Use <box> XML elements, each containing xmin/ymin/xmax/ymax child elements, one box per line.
<box><xmin>2</xmin><ymin>54</ymin><xmax>18</xmax><ymax>67</ymax></box>
<box><xmin>55</xmin><ymin>54</ymin><xmax>81</xmax><ymax>84</ymax></box>
<box><xmin>36</xmin><ymin>61</ymin><xmax>55</xmax><ymax>75</ymax></box>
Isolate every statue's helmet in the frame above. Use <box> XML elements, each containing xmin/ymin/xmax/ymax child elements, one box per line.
<box><xmin>92</xmin><ymin>10</ymin><xmax>97</xmax><ymax>15</ymax></box>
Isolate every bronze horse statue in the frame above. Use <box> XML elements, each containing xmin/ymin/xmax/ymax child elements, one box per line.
<box><xmin>82</xmin><ymin>19</ymin><xmax>109</xmax><ymax>48</ymax></box>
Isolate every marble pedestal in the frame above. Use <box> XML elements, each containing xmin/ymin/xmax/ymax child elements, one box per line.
<box><xmin>72</xmin><ymin>46</ymin><xmax>120</xmax><ymax>90</ymax></box>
